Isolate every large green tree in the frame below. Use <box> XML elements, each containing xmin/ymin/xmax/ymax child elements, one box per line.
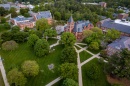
<box><xmin>7</xmin><ymin>68</ymin><xmax>27</xmax><ymax>86</ymax></box>
<box><xmin>44</xmin><ymin>29</ymin><xmax>57</xmax><ymax>39</ymax></box>
<box><xmin>62</xmin><ymin>78</ymin><xmax>78</xmax><ymax>86</ymax></box>
<box><xmin>21</xmin><ymin>60</ymin><xmax>39</xmax><ymax>77</ymax></box>
<box><xmin>36</xmin><ymin>18</ymin><xmax>51</xmax><ymax>31</ymax></box>
<box><xmin>34</xmin><ymin>39</ymin><xmax>49</xmax><ymax>57</ymax></box>
<box><xmin>59</xmin><ymin>63</ymin><xmax>78</xmax><ymax>81</ymax></box>
<box><xmin>27</xmin><ymin>34</ymin><xmax>39</xmax><ymax>47</ymax></box>
<box><xmin>88</xmin><ymin>42</ymin><xmax>99</xmax><ymax>50</ymax></box>
<box><xmin>61</xmin><ymin>47</ymin><xmax>77</xmax><ymax>64</ymax></box>
<box><xmin>106</xmin><ymin>29</ymin><xmax>121</xmax><ymax>42</ymax></box>
<box><xmin>105</xmin><ymin>49</ymin><xmax>130</xmax><ymax>79</ymax></box>
<box><xmin>83</xmin><ymin>30</ymin><xmax>94</xmax><ymax>38</ymax></box>
<box><xmin>60</xmin><ymin>32</ymin><xmax>76</xmax><ymax>46</ymax></box>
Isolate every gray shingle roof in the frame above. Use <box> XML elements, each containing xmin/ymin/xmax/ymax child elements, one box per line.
<box><xmin>101</xmin><ymin>19</ymin><xmax>130</xmax><ymax>34</ymax></box>
<box><xmin>36</xmin><ymin>11</ymin><xmax>52</xmax><ymax>19</ymax></box>
<box><xmin>68</xmin><ymin>16</ymin><xmax>74</xmax><ymax>23</ymax></box>
<box><xmin>108</xmin><ymin>36</ymin><xmax>130</xmax><ymax>50</ymax></box>
<box><xmin>13</xmin><ymin>16</ymin><xmax>34</xmax><ymax>22</ymax></box>
<box><xmin>0</xmin><ymin>4</ymin><xmax>10</xmax><ymax>10</ymax></box>
<box><xmin>73</xmin><ymin>20</ymin><xmax>91</xmax><ymax>32</ymax></box>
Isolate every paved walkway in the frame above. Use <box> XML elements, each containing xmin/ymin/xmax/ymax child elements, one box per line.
<box><xmin>74</xmin><ymin>43</ymin><xmax>101</xmax><ymax>86</ymax></box>
<box><xmin>45</xmin><ymin>77</ymin><xmax>61</xmax><ymax>86</ymax></box>
<box><xmin>0</xmin><ymin>57</ymin><xmax>10</xmax><ymax>86</ymax></box>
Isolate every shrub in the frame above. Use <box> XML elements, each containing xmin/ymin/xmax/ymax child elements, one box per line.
<box><xmin>2</xmin><ymin>40</ymin><xmax>18</xmax><ymax>51</ymax></box>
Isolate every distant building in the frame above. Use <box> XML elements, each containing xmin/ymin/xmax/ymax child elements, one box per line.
<box><xmin>55</xmin><ymin>25</ymin><xmax>65</xmax><ymax>34</ymax></box>
<box><xmin>11</xmin><ymin>10</ymin><xmax>52</xmax><ymax>30</ymax></box>
<box><xmin>97</xmin><ymin>18</ymin><xmax>130</xmax><ymax>36</ymax></box>
<box><xmin>64</xmin><ymin>16</ymin><xmax>94</xmax><ymax>39</ymax></box>
<box><xmin>99</xmin><ymin>2</ymin><xmax>107</xmax><ymax>8</ymax></box>
<box><xmin>0</xmin><ymin>4</ymin><xmax>11</xmax><ymax>10</ymax></box>
<box><xmin>31</xmin><ymin>11</ymin><xmax>53</xmax><ymax>25</ymax></box>
<box><xmin>11</xmin><ymin>16</ymin><xmax>35</xmax><ymax>30</ymax></box>
<box><xmin>117</xmin><ymin>13</ymin><xmax>129</xmax><ymax>19</ymax></box>
<box><xmin>106</xmin><ymin>36</ymin><xmax>130</xmax><ymax>55</ymax></box>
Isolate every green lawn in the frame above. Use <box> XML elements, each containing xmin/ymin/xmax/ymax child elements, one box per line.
<box><xmin>74</xmin><ymin>45</ymin><xmax>81</xmax><ymax>50</ymax></box>
<box><xmin>87</xmin><ymin>49</ymin><xmax>101</xmax><ymax>54</ymax></box>
<box><xmin>79</xmin><ymin>51</ymin><xmax>92</xmax><ymax>63</ymax></box>
<box><xmin>48</xmin><ymin>38</ymin><xmax>58</xmax><ymax>45</ymax></box>
<box><xmin>82</xmin><ymin>58</ymin><xmax>110</xmax><ymax>86</ymax></box>
<box><xmin>0</xmin><ymin>43</ymin><xmax>63</xmax><ymax>86</ymax></box>
<box><xmin>0</xmin><ymin>70</ymin><xmax>5</xmax><ymax>86</ymax></box>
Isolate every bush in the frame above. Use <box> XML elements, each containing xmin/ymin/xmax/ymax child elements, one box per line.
<box><xmin>7</xmin><ymin>68</ymin><xmax>27</xmax><ymax>86</ymax></box>
<box><xmin>86</xmin><ymin>63</ymin><xmax>100</xmax><ymax>80</ymax></box>
<box><xmin>21</xmin><ymin>60</ymin><xmax>39</xmax><ymax>77</ymax></box>
<box><xmin>2</xmin><ymin>40</ymin><xmax>18</xmax><ymax>51</ymax></box>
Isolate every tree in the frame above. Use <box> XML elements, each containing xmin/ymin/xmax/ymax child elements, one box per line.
<box><xmin>60</xmin><ymin>32</ymin><xmax>76</xmax><ymax>46</ymax></box>
<box><xmin>86</xmin><ymin>63</ymin><xmax>100</xmax><ymax>80</ymax></box>
<box><xmin>61</xmin><ymin>47</ymin><xmax>77</xmax><ymax>64</ymax></box>
<box><xmin>0</xmin><ymin>7</ymin><xmax>8</xmax><ymax>16</ymax></box>
<box><xmin>62</xmin><ymin>78</ymin><xmax>78</xmax><ymax>86</ymax></box>
<box><xmin>44</xmin><ymin>29</ymin><xmax>57</xmax><ymax>39</ymax></box>
<box><xmin>2</xmin><ymin>40</ymin><xmax>18</xmax><ymax>51</ymax></box>
<box><xmin>11</xmin><ymin>26</ymin><xmax>20</xmax><ymax>33</ymax></box>
<box><xmin>20</xmin><ymin>8</ymin><xmax>29</xmax><ymax>16</ymax></box>
<box><xmin>88</xmin><ymin>42</ymin><xmax>99</xmax><ymax>50</ymax></box>
<box><xmin>9</xmin><ymin>7</ymin><xmax>17</xmax><ymax>18</ymax></box>
<box><xmin>27</xmin><ymin>34</ymin><xmax>39</xmax><ymax>47</ymax></box>
<box><xmin>7</xmin><ymin>68</ymin><xmax>27</xmax><ymax>86</ymax></box>
<box><xmin>54</xmin><ymin>11</ymin><xmax>61</xmax><ymax>20</ymax></box>
<box><xmin>106</xmin><ymin>29</ymin><xmax>121</xmax><ymax>42</ymax></box>
<box><xmin>59</xmin><ymin>63</ymin><xmax>78</xmax><ymax>81</ymax></box>
<box><xmin>105</xmin><ymin>49</ymin><xmax>130</xmax><ymax>79</ymax></box>
<box><xmin>83</xmin><ymin>30</ymin><xmax>94</xmax><ymax>38</ymax></box>
<box><xmin>1</xmin><ymin>17</ymin><xmax>6</xmax><ymax>23</ymax></box>
<box><xmin>21</xmin><ymin>60</ymin><xmax>39</xmax><ymax>77</ymax></box>
<box><xmin>34</xmin><ymin>39</ymin><xmax>49</xmax><ymax>57</ymax></box>
<box><xmin>36</xmin><ymin>18</ymin><xmax>51</xmax><ymax>31</ymax></box>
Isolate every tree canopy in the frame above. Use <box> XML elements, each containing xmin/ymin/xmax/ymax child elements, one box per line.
<box><xmin>61</xmin><ymin>47</ymin><xmax>77</xmax><ymax>64</ymax></box>
<box><xmin>34</xmin><ymin>39</ymin><xmax>50</xmax><ymax>57</ymax></box>
<box><xmin>62</xmin><ymin>78</ymin><xmax>78</xmax><ymax>86</ymax></box>
<box><xmin>59</xmin><ymin>63</ymin><xmax>78</xmax><ymax>81</ymax></box>
<box><xmin>7</xmin><ymin>68</ymin><xmax>27</xmax><ymax>86</ymax></box>
<box><xmin>36</xmin><ymin>18</ymin><xmax>51</xmax><ymax>31</ymax></box>
<box><xmin>21</xmin><ymin>60</ymin><xmax>39</xmax><ymax>77</ymax></box>
<box><xmin>60</xmin><ymin>32</ymin><xmax>76</xmax><ymax>47</ymax></box>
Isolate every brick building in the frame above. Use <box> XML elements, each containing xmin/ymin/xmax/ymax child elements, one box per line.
<box><xmin>107</xmin><ymin>36</ymin><xmax>130</xmax><ymax>55</ymax></box>
<box><xmin>96</xmin><ymin>18</ymin><xmax>130</xmax><ymax>36</ymax></box>
<box><xmin>65</xmin><ymin>16</ymin><xmax>94</xmax><ymax>39</ymax></box>
<box><xmin>117</xmin><ymin>13</ymin><xmax>129</xmax><ymax>19</ymax></box>
<box><xmin>11</xmin><ymin>16</ymin><xmax>35</xmax><ymax>30</ymax></box>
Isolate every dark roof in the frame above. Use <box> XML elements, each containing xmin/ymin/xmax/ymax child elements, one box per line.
<box><xmin>68</xmin><ymin>16</ymin><xmax>74</xmax><ymax>23</ymax></box>
<box><xmin>108</xmin><ymin>36</ymin><xmax>130</xmax><ymax>50</ymax></box>
<box><xmin>73</xmin><ymin>20</ymin><xmax>91</xmax><ymax>32</ymax></box>
<box><xmin>36</xmin><ymin>11</ymin><xmax>52</xmax><ymax>19</ymax></box>
<box><xmin>101</xmin><ymin>19</ymin><xmax>130</xmax><ymax>34</ymax></box>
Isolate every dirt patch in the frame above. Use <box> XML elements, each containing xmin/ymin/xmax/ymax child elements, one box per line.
<box><xmin>107</xmin><ymin>75</ymin><xmax>130</xmax><ymax>86</ymax></box>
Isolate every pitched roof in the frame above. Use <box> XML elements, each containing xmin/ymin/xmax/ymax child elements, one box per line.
<box><xmin>108</xmin><ymin>36</ymin><xmax>130</xmax><ymax>50</ymax></box>
<box><xmin>73</xmin><ymin>20</ymin><xmax>91</xmax><ymax>32</ymax></box>
<box><xmin>101</xmin><ymin>18</ymin><xmax>130</xmax><ymax>34</ymax></box>
<box><xmin>13</xmin><ymin>16</ymin><xmax>34</xmax><ymax>22</ymax></box>
<box><xmin>0</xmin><ymin>4</ymin><xmax>10</xmax><ymax>10</ymax></box>
<box><xmin>36</xmin><ymin>11</ymin><xmax>52</xmax><ymax>19</ymax></box>
<box><xmin>68</xmin><ymin>16</ymin><xmax>74</xmax><ymax>23</ymax></box>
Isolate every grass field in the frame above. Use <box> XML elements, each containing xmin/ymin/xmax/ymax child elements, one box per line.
<box><xmin>47</xmin><ymin>38</ymin><xmax>58</xmax><ymax>45</ymax></box>
<box><xmin>0</xmin><ymin>43</ymin><xmax>63</xmax><ymax>86</ymax></box>
<box><xmin>87</xmin><ymin>49</ymin><xmax>101</xmax><ymax>54</ymax></box>
<box><xmin>82</xmin><ymin>58</ymin><xmax>110</xmax><ymax>86</ymax></box>
<box><xmin>0</xmin><ymin>70</ymin><xmax>5</xmax><ymax>86</ymax></box>
<box><xmin>79</xmin><ymin>51</ymin><xmax>92</xmax><ymax>63</ymax></box>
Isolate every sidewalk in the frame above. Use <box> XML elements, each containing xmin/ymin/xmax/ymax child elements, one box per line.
<box><xmin>0</xmin><ymin>57</ymin><xmax>9</xmax><ymax>86</ymax></box>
